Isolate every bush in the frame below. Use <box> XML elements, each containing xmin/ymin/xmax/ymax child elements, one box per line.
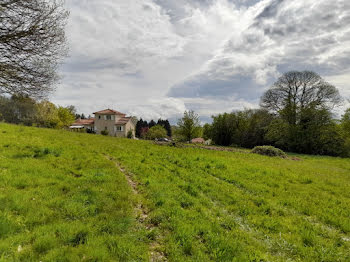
<box><xmin>127</xmin><ymin>129</ymin><xmax>133</xmax><ymax>139</ymax></box>
<box><xmin>101</xmin><ymin>130</ymin><xmax>109</xmax><ymax>136</ymax></box>
<box><xmin>146</xmin><ymin>125</ymin><xmax>167</xmax><ymax>140</ymax></box>
<box><xmin>251</xmin><ymin>146</ymin><xmax>286</xmax><ymax>158</ymax></box>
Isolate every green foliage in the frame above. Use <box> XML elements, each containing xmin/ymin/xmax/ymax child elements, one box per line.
<box><xmin>35</xmin><ymin>101</ymin><xmax>75</xmax><ymax>129</ymax></box>
<box><xmin>101</xmin><ymin>130</ymin><xmax>109</xmax><ymax>136</ymax></box>
<box><xmin>208</xmin><ymin>109</ymin><xmax>273</xmax><ymax>147</ymax></box>
<box><xmin>127</xmin><ymin>129</ymin><xmax>133</xmax><ymax>139</ymax></box>
<box><xmin>0</xmin><ymin>95</ymin><xmax>37</xmax><ymax>125</ymax></box>
<box><xmin>266</xmin><ymin>108</ymin><xmax>346</xmax><ymax>156</ymax></box>
<box><xmin>57</xmin><ymin>106</ymin><xmax>75</xmax><ymax>128</ymax></box>
<box><xmin>251</xmin><ymin>146</ymin><xmax>287</xmax><ymax>157</ymax></box>
<box><xmin>0</xmin><ymin>96</ymin><xmax>75</xmax><ymax>129</ymax></box>
<box><xmin>146</xmin><ymin>125</ymin><xmax>167</xmax><ymax>140</ymax></box>
<box><xmin>260</xmin><ymin>71</ymin><xmax>345</xmax><ymax>156</ymax></box>
<box><xmin>177</xmin><ymin>110</ymin><xmax>202</xmax><ymax>141</ymax></box>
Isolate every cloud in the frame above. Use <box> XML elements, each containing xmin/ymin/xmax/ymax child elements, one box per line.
<box><xmin>168</xmin><ymin>0</ymin><xmax>350</xmax><ymax>103</ymax></box>
<box><xmin>54</xmin><ymin>0</ymin><xmax>350</xmax><ymax>123</ymax></box>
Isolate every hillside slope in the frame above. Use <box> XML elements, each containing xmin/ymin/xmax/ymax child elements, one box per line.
<box><xmin>0</xmin><ymin>124</ymin><xmax>349</xmax><ymax>261</ymax></box>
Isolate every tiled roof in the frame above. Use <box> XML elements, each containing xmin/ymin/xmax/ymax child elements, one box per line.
<box><xmin>116</xmin><ymin>117</ymin><xmax>131</xmax><ymax>125</ymax></box>
<box><xmin>72</xmin><ymin>118</ymin><xmax>95</xmax><ymax>126</ymax></box>
<box><xmin>93</xmin><ymin>109</ymin><xmax>126</xmax><ymax>115</ymax></box>
<box><xmin>191</xmin><ymin>138</ymin><xmax>205</xmax><ymax>143</ymax></box>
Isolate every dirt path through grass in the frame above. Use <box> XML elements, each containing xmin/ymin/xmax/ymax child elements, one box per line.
<box><xmin>107</xmin><ymin>155</ymin><xmax>167</xmax><ymax>262</ymax></box>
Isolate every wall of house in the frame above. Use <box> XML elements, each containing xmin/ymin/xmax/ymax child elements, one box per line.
<box><xmin>94</xmin><ymin>114</ymin><xmax>135</xmax><ymax>137</ymax></box>
<box><xmin>115</xmin><ymin>125</ymin><xmax>126</xmax><ymax>137</ymax></box>
<box><xmin>125</xmin><ymin>120</ymin><xmax>136</xmax><ymax>138</ymax></box>
<box><xmin>94</xmin><ymin>114</ymin><xmax>122</xmax><ymax>136</ymax></box>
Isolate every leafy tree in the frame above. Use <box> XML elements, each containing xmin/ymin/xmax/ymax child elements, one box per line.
<box><xmin>209</xmin><ymin>113</ymin><xmax>237</xmax><ymax>146</ymax></box>
<box><xmin>57</xmin><ymin>106</ymin><xmax>75</xmax><ymax>128</ymax></box>
<box><xmin>266</xmin><ymin>107</ymin><xmax>345</xmax><ymax>155</ymax></box>
<box><xmin>207</xmin><ymin>109</ymin><xmax>273</xmax><ymax>147</ymax></box>
<box><xmin>157</xmin><ymin>119</ymin><xmax>172</xmax><ymax>137</ymax></box>
<box><xmin>203</xmin><ymin>123</ymin><xmax>213</xmax><ymax>141</ymax></box>
<box><xmin>341</xmin><ymin>108</ymin><xmax>350</xmax><ymax>135</ymax></box>
<box><xmin>35</xmin><ymin>101</ymin><xmax>61</xmax><ymax>128</ymax></box>
<box><xmin>177</xmin><ymin>110</ymin><xmax>202</xmax><ymax>141</ymax></box>
<box><xmin>261</xmin><ymin>71</ymin><xmax>344</xmax><ymax>155</ymax></box>
<box><xmin>0</xmin><ymin>0</ymin><xmax>69</xmax><ymax>98</ymax></box>
<box><xmin>0</xmin><ymin>95</ymin><xmax>36</xmax><ymax>125</ymax></box>
<box><xmin>146</xmin><ymin>125</ymin><xmax>167</xmax><ymax>140</ymax></box>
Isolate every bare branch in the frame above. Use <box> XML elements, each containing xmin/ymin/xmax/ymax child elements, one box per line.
<box><xmin>0</xmin><ymin>0</ymin><xmax>69</xmax><ymax>98</ymax></box>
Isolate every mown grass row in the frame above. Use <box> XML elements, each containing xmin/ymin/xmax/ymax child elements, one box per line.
<box><xmin>106</xmin><ymin>140</ymin><xmax>350</xmax><ymax>261</ymax></box>
<box><xmin>0</xmin><ymin>123</ymin><xmax>349</xmax><ymax>261</ymax></box>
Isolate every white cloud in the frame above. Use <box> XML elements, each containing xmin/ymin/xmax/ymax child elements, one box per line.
<box><xmin>53</xmin><ymin>0</ymin><xmax>350</xmax><ymax>122</ymax></box>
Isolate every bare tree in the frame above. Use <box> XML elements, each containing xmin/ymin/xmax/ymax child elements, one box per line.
<box><xmin>261</xmin><ymin>71</ymin><xmax>342</xmax><ymax>124</ymax></box>
<box><xmin>0</xmin><ymin>0</ymin><xmax>68</xmax><ymax>98</ymax></box>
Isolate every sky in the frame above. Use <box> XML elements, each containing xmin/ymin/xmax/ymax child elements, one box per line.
<box><xmin>53</xmin><ymin>0</ymin><xmax>350</xmax><ymax>122</ymax></box>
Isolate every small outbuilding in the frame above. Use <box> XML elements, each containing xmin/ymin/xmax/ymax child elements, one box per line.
<box><xmin>191</xmin><ymin>137</ymin><xmax>205</xmax><ymax>144</ymax></box>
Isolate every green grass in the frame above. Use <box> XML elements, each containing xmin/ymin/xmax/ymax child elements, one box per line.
<box><xmin>0</xmin><ymin>123</ymin><xmax>349</xmax><ymax>261</ymax></box>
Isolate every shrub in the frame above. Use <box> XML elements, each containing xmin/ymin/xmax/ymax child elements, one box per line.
<box><xmin>146</xmin><ymin>125</ymin><xmax>167</xmax><ymax>140</ymax></box>
<box><xmin>127</xmin><ymin>129</ymin><xmax>133</xmax><ymax>139</ymax></box>
<box><xmin>101</xmin><ymin>130</ymin><xmax>109</xmax><ymax>136</ymax></box>
<box><xmin>251</xmin><ymin>146</ymin><xmax>286</xmax><ymax>158</ymax></box>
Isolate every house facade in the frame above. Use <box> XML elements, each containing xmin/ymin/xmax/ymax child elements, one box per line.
<box><xmin>71</xmin><ymin>109</ymin><xmax>136</xmax><ymax>138</ymax></box>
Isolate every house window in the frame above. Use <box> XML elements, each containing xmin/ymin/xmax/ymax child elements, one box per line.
<box><xmin>106</xmin><ymin>115</ymin><xmax>112</xmax><ymax>120</ymax></box>
<box><xmin>105</xmin><ymin>126</ymin><xmax>107</xmax><ymax>130</ymax></box>
<box><xmin>98</xmin><ymin>115</ymin><xmax>101</xmax><ymax>119</ymax></box>
<box><xmin>116</xmin><ymin>126</ymin><xmax>123</xmax><ymax>132</ymax></box>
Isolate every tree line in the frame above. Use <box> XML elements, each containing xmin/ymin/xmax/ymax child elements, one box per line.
<box><xmin>0</xmin><ymin>95</ymin><xmax>75</xmax><ymax>129</ymax></box>
<box><xmin>136</xmin><ymin>118</ymin><xmax>172</xmax><ymax>139</ymax></box>
<box><xmin>201</xmin><ymin>71</ymin><xmax>350</xmax><ymax>157</ymax></box>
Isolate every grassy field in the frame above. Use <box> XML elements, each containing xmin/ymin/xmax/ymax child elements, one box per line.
<box><xmin>0</xmin><ymin>123</ymin><xmax>349</xmax><ymax>261</ymax></box>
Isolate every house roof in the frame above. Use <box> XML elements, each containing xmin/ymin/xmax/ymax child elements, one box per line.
<box><xmin>191</xmin><ymin>138</ymin><xmax>205</xmax><ymax>144</ymax></box>
<box><xmin>116</xmin><ymin>117</ymin><xmax>131</xmax><ymax>125</ymax></box>
<box><xmin>93</xmin><ymin>109</ymin><xmax>126</xmax><ymax>115</ymax></box>
<box><xmin>72</xmin><ymin>118</ymin><xmax>95</xmax><ymax>126</ymax></box>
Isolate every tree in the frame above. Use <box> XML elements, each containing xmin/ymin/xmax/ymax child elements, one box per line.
<box><xmin>146</xmin><ymin>125</ymin><xmax>167</xmax><ymax>140</ymax></box>
<box><xmin>136</xmin><ymin>118</ymin><xmax>145</xmax><ymax>138</ymax></box>
<box><xmin>140</xmin><ymin>126</ymin><xmax>149</xmax><ymax>139</ymax></box>
<box><xmin>261</xmin><ymin>71</ymin><xmax>344</xmax><ymax>155</ymax></box>
<box><xmin>341</xmin><ymin>108</ymin><xmax>350</xmax><ymax>135</ymax></box>
<box><xmin>177</xmin><ymin>110</ymin><xmax>201</xmax><ymax>141</ymax></box>
<box><xmin>35</xmin><ymin>101</ymin><xmax>60</xmax><ymax>128</ymax></box>
<box><xmin>149</xmin><ymin>120</ymin><xmax>156</xmax><ymax>128</ymax></box>
<box><xmin>57</xmin><ymin>106</ymin><xmax>75</xmax><ymax>128</ymax></box>
<box><xmin>209</xmin><ymin>113</ymin><xmax>237</xmax><ymax>146</ymax></box>
<box><xmin>0</xmin><ymin>0</ymin><xmax>69</xmax><ymax>98</ymax></box>
<box><xmin>203</xmin><ymin>123</ymin><xmax>212</xmax><ymax>141</ymax></box>
<box><xmin>157</xmin><ymin>119</ymin><xmax>172</xmax><ymax>137</ymax></box>
<box><xmin>261</xmin><ymin>71</ymin><xmax>342</xmax><ymax>124</ymax></box>
<box><xmin>0</xmin><ymin>94</ymin><xmax>36</xmax><ymax>125</ymax></box>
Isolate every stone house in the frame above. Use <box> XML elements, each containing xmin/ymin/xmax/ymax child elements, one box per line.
<box><xmin>71</xmin><ymin>109</ymin><xmax>136</xmax><ymax>138</ymax></box>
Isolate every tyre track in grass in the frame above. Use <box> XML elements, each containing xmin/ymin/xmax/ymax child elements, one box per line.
<box><xmin>106</xmin><ymin>155</ymin><xmax>167</xmax><ymax>262</ymax></box>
